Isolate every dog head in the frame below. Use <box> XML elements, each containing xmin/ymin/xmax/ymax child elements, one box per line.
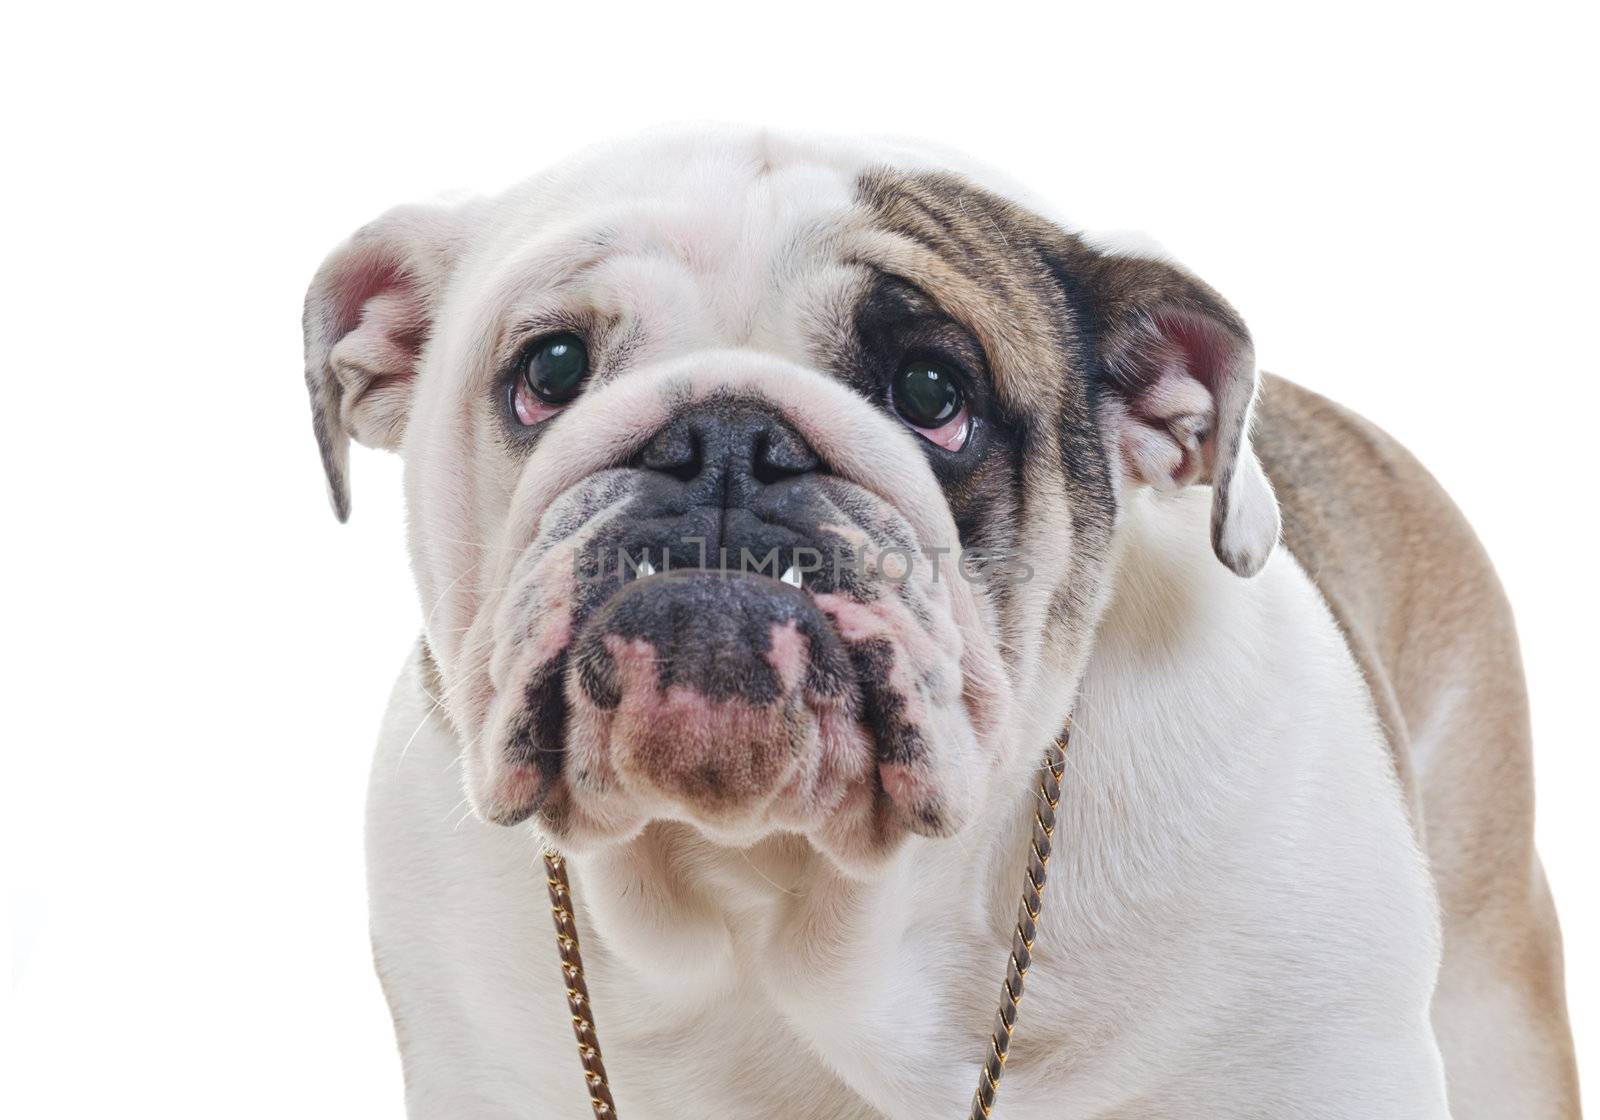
<box><xmin>303</xmin><ymin>128</ymin><xmax>1278</xmax><ymax>873</ymax></box>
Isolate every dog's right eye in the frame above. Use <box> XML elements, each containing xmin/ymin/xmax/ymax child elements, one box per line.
<box><xmin>513</xmin><ymin>333</ymin><xmax>589</xmax><ymax>425</ymax></box>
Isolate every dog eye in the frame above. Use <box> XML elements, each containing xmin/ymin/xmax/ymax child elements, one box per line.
<box><xmin>890</xmin><ymin>357</ymin><xmax>971</xmax><ymax>451</ymax></box>
<box><xmin>524</xmin><ymin>333</ymin><xmax>589</xmax><ymax>402</ymax></box>
<box><xmin>513</xmin><ymin>333</ymin><xmax>589</xmax><ymax>425</ymax></box>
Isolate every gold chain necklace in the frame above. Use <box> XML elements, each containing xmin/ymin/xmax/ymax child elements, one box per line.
<box><xmin>543</xmin><ymin>730</ymin><xmax>1070</xmax><ymax>1120</ymax></box>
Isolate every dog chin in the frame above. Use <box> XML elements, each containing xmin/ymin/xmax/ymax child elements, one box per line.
<box><xmin>465</xmin><ymin>726</ymin><xmax>960</xmax><ymax>882</ymax></box>
<box><xmin>509</xmin><ymin>775</ymin><xmax>937</xmax><ymax>882</ymax></box>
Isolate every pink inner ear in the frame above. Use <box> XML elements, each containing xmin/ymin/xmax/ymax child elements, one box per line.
<box><xmin>326</xmin><ymin>244</ymin><xmax>435</xmax><ymax>384</ymax></box>
<box><xmin>321</xmin><ymin>247</ymin><xmax>433</xmax><ymax>451</ymax></box>
<box><xmin>1115</xmin><ymin>310</ymin><xmax>1240</xmax><ymax>490</ymax></box>
<box><xmin>1153</xmin><ymin>310</ymin><xmax>1235</xmax><ymax>395</ymax></box>
<box><xmin>329</xmin><ymin>248</ymin><xmax>406</xmax><ymax>338</ymax></box>
<box><xmin>328</xmin><ymin>247</ymin><xmax>434</xmax><ymax>372</ymax></box>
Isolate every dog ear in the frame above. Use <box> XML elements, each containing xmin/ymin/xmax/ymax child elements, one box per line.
<box><xmin>302</xmin><ymin>203</ymin><xmax>471</xmax><ymax>521</ymax></box>
<box><xmin>1079</xmin><ymin>246</ymin><xmax>1280</xmax><ymax>577</ymax></box>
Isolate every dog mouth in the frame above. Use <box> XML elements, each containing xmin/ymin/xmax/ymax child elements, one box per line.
<box><xmin>568</xmin><ymin>564</ymin><xmax>870</xmax><ymax>832</ymax></box>
<box><xmin>462</xmin><ymin>392</ymin><xmax>1003</xmax><ymax>868</ymax></box>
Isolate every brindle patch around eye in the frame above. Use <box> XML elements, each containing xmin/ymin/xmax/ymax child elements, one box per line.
<box><xmin>837</xmin><ymin>165</ymin><xmax>1128</xmax><ymax>664</ymax></box>
<box><xmin>819</xmin><ymin>267</ymin><xmax>1028</xmax><ymax>573</ymax></box>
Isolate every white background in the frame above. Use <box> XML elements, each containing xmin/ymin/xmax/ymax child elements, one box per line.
<box><xmin>3</xmin><ymin>1</ymin><xmax>1594</xmax><ymax>1114</ymax></box>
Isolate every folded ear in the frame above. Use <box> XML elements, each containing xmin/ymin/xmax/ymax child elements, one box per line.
<box><xmin>303</xmin><ymin>203</ymin><xmax>472</xmax><ymax>521</ymax></box>
<box><xmin>1082</xmin><ymin>248</ymin><xmax>1280</xmax><ymax>577</ymax></box>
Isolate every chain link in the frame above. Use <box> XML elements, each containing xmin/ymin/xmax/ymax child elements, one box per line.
<box><xmin>544</xmin><ymin>850</ymin><xmax>619</xmax><ymax>1119</ymax></box>
<box><xmin>969</xmin><ymin>732</ymin><xmax>1068</xmax><ymax>1119</ymax></box>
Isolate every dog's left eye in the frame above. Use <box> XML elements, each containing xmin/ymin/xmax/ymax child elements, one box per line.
<box><xmin>891</xmin><ymin>357</ymin><xmax>971</xmax><ymax>451</ymax></box>
<box><xmin>513</xmin><ymin>333</ymin><xmax>589</xmax><ymax>425</ymax></box>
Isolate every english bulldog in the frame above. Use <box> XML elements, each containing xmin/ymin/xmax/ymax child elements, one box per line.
<box><xmin>303</xmin><ymin>128</ymin><xmax>1580</xmax><ymax>1118</ymax></box>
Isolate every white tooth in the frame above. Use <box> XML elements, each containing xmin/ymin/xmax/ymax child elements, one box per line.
<box><xmin>780</xmin><ymin>564</ymin><xmax>802</xmax><ymax>588</ymax></box>
<box><xmin>637</xmin><ymin>557</ymin><xmax>656</xmax><ymax>578</ymax></box>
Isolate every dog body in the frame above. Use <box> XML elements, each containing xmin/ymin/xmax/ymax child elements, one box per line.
<box><xmin>309</xmin><ymin>129</ymin><xmax>1578</xmax><ymax>1117</ymax></box>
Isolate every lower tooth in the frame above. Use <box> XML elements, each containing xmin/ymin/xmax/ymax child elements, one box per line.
<box><xmin>637</xmin><ymin>557</ymin><xmax>656</xmax><ymax>578</ymax></box>
<box><xmin>780</xmin><ymin>565</ymin><xmax>802</xmax><ymax>588</ymax></box>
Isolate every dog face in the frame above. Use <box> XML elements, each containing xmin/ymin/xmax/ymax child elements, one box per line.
<box><xmin>304</xmin><ymin>128</ymin><xmax>1277</xmax><ymax>872</ymax></box>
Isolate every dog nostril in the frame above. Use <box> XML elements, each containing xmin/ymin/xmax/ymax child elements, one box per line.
<box><xmin>751</xmin><ymin>426</ymin><xmax>818</xmax><ymax>486</ymax></box>
<box><xmin>641</xmin><ymin>423</ymin><xmax>704</xmax><ymax>482</ymax></box>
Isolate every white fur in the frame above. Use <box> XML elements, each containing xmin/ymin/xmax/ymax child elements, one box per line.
<box><xmin>368</xmin><ymin>488</ymin><xmax>1449</xmax><ymax>1118</ymax></box>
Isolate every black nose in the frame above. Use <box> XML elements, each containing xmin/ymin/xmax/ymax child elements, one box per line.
<box><xmin>639</xmin><ymin>400</ymin><xmax>819</xmax><ymax>505</ymax></box>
